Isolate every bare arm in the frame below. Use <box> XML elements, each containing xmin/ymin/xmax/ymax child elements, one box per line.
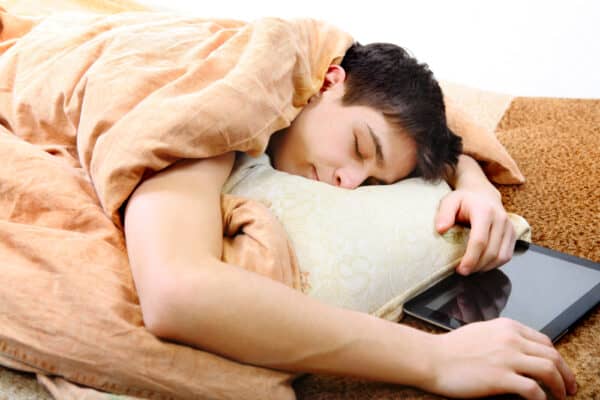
<box><xmin>123</xmin><ymin>152</ymin><xmax>575</xmax><ymax>399</ymax></box>
<box><xmin>447</xmin><ymin>154</ymin><xmax>502</xmax><ymax>198</ymax></box>
<box><xmin>123</xmin><ymin>152</ymin><xmax>431</xmax><ymax>385</ymax></box>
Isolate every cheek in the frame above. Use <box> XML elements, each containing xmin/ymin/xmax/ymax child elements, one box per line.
<box><xmin>278</xmin><ymin>122</ymin><xmax>314</xmax><ymax>170</ymax></box>
<box><xmin>295</xmin><ymin>107</ymin><xmax>349</xmax><ymax>164</ymax></box>
<box><xmin>317</xmin><ymin>133</ymin><xmax>350</xmax><ymax>165</ymax></box>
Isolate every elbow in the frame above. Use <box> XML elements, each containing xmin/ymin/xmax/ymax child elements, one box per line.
<box><xmin>134</xmin><ymin>261</ymin><xmax>220</xmax><ymax>340</ymax></box>
<box><xmin>142</xmin><ymin>307</ymin><xmax>170</xmax><ymax>339</ymax></box>
<box><xmin>138</xmin><ymin>278</ymin><xmax>182</xmax><ymax>338</ymax></box>
<box><xmin>139</xmin><ymin>267</ymin><xmax>214</xmax><ymax>340</ymax></box>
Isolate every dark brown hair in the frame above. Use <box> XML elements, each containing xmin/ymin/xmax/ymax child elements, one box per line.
<box><xmin>340</xmin><ymin>42</ymin><xmax>462</xmax><ymax>181</ymax></box>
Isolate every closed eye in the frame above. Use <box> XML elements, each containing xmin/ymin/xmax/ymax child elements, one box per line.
<box><xmin>354</xmin><ymin>134</ymin><xmax>363</xmax><ymax>160</ymax></box>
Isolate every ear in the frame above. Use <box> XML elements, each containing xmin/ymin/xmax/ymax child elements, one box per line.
<box><xmin>319</xmin><ymin>64</ymin><xmax>346</xmax><ymax>93</ymax></box>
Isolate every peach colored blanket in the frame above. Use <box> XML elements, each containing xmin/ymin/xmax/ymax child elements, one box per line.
<box><xmin>0</xmin><ymin>2</ymin><xmax>526</xmax><ymax>398</ymax></box>
<box><xmin>0</xmin><ymin>7</ymin><xmax>351</xmax><ymax>399</ymax></box>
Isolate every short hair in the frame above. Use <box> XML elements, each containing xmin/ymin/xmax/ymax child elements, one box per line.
<box><xmin>340</xmin><ymin>42</ymin><xmax>462</xmax><ymax>182</ymax></box>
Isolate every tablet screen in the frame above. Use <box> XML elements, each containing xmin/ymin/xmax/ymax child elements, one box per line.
<box><xmin>406</xmin><ymin>242</ymin><xmax>600</xmax><ymax>335</ymax></box>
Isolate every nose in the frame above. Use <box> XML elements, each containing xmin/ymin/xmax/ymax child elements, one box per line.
<box><xmin>334</xmin><ymin>167</ymin><xmax>366</xmax><ymax>189</ymax></box>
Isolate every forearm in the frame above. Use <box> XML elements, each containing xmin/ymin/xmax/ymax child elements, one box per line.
<box><xmin>448</xmin><ymin>155</ymin><xmax>500</xmax><ymax>200</ymax></box>
<box><xmin>156</xmin><ymin>258</ymin><xmax>433</xmax><ymax>387</ymax></box>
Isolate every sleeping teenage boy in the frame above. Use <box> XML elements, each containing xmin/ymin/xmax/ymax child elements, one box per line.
<box><xmin>124</xmin><ymin>42</ymin><xmax>577</xmax><ymax>399</ymax></box>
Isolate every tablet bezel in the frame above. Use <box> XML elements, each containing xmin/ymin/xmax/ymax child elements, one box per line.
<box><xmin>403</xmin><ymin>241</ymin><xmax>600</xmax><ymax>342</ymax></box>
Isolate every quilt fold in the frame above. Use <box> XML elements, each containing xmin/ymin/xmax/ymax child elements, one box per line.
<box><xmin>0</xmin><ymin>2</ymin><xmax>526</xmax><ymax>399</ymax></box>
<box><xmin>0</xmin><ymin>7</ymin><xmax>351</xmax><ymax>399</ymax></box>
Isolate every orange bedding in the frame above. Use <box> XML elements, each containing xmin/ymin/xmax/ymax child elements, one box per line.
<box><xmin>0</xmin><ymin>2</ymin><xmax>523</xmax><ymax>398</ymax></box>
<box><xmin>0</xmin><ymin>6</ymin><xmax>351</xmax><ymax>399</ymax></box>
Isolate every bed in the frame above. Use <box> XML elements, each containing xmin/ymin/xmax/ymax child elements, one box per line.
<box><xmin>0</xmin><ymin>1</ymin><xmax>598</xmax><ymax>399</ymax></box>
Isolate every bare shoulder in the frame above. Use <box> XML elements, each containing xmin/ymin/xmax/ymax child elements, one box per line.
<box><xmin>123</xmin><ymin>152</ymin><xmax>237</xmax><ymax>327</ymax></box>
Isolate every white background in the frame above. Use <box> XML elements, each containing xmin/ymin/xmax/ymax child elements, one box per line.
<box><xmin>140</xmin><ymin>0</ymin><xmax>600</xmax><ymax>98</ymax></box>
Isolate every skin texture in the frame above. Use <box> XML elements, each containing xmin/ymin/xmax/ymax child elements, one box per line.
<box><xmin>123</xmin><ymin>66</ymin><xmax>578</xmax><ymax>399</ymax></box>
<box><xmin>437</xmin><ymin>154</ymin><xmax>517</xmax><ymax>274</ymax></box>
<box><xmin>267</xmin><ymin>65</ymin><xmax>418</xmax><ymax>188</ymax></box>
<box><xmin>269</xmin><ymin>65</ymin><xmax>516</xmax><ymax>274</ymax></box>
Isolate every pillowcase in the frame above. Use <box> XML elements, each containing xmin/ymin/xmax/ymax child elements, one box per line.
<box><xmin>440</xmin><ymin>81</ymin><xmax>525</xmax><ymax>184</ymax></box>
<box><xmin>223</xmin><ymin>153</ymin><xmax>531</xmax><ymax>321</ymax></box>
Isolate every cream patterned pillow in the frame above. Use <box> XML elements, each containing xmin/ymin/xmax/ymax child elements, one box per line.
<box><xmin>223</xmin><ymin>154</ymin><xmax>530</xmax><ymax>321</ymax></box>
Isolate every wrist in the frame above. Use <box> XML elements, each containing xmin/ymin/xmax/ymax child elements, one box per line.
<box><xmin>405</xmin><ymin>329</ymin><xmax>451</xmax><ymax>394</ymax></box>
<box><xmin>388</xmin><ymin>324</ymin><xmax>439</xmax><ymax>389</ymax></box>
<box><xmin>460</xmin><ymin>181</ymin><xmax>502</xmax><ymax>202</ymax></box>
<box><xmin>413</xmin><ymin>336</ymin><xmax>438</xmax><ymax>391</ymax></box>
<box><xmin>349</xmin><ymin>318</ymin><xmax>438</xmax><ymax>387</ymax></box>
<box><xmin>452</xmin><ymin>156</ymin><xmax>501</xmax><ymax>201</ymax></box>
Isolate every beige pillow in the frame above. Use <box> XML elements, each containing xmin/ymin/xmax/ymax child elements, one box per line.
<box><xmin>224</xmin><ymin>153</ymin><xmax>531</xmax><ymax>321</ymax></box>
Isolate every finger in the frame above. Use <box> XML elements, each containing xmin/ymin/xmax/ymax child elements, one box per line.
<box><xmin>515</xmin><ymin>354</ymin><xmax>566</xmax><ymax>400</ymax></box>
<box><xmin>483</xmin><ymin>218</ymin><xmax>517</xmax><ymax>272</ymax></box>
<box><xmin>502</xmin><ymin>374</ymin><xmax>546</xmax><ymax>400</ymax></box>
<box><xmin>435</xmin><ymin>193</ymin><xmax>460</xmax><ymax>234</ymax></box>
<box><xmin>519</xmin><ymin>325</ymin><xmax>578</xmax><ymax>395</ymax></box>
<box><xmin>519</xmin><ymin>324</ymin><xmax>554</xmax><ymax>348</ymax></box>
<box><xmin>477</xmin><ymin>212</ymin><xmax>505</xmax><ymax>271</ymax></box>
<box><xmin>458</xmin><ymin>211</ymin><xmax>492</xmax><ymax>275</ymax></box>
<box><xmin>520</xmin><ymin>339</ymin><xmax>578</xmax><ymax>396</ymax></box>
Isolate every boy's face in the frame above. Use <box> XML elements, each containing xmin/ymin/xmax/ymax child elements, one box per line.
<box><xmin>267</xmin><ymin>65</ymin><xmax>418</xmax><ymax>188</ymax></box>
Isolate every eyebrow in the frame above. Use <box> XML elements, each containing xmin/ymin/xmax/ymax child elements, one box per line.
<box><xmin>366</xmin><ymin>123</ymin><xmax>385</xmax><ymax>168</ymax></box>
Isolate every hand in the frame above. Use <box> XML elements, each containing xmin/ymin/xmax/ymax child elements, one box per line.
<box><xmin>435</xmin><ymin>188</ymin><xmax>516</xmax><ymax>275</ymax></box>
<box><xmin>425</xmin><ymin>318</ymin><xmax>577</xmax><ymax>400</ymax></box>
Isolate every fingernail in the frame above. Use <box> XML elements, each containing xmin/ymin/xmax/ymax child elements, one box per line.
<box><xmin>571</xmin><ymin>381</ymin><xmax>577</xmax><ymax>393</ymax></box>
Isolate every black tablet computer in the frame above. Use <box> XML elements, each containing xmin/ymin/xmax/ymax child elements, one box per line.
<box><xmin>403</xmin><ymin>240</ymin><xmax>600</xmax><ymax>342</ymax></box>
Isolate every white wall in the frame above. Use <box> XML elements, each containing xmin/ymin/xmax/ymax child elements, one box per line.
<box><xmin>140</xmin><ymin>0</ymin><xmax>600</xmax><ymax>98</ymax></box>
